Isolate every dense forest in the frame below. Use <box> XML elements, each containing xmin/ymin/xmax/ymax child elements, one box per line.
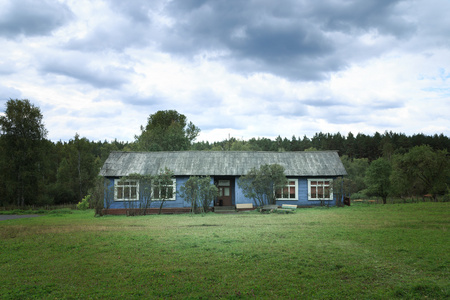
<box><xmin>0</xmin><ymin>99</ymin><xmax>449</xmax><ymax>207</ymax></box>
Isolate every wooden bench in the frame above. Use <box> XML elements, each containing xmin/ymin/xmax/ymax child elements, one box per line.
<box><xmin>236</xmin><ymin>203</ymin><xmax>253</xmax><ymax>209</ymax></box>
<box><xmin>260</xmin><ymin>205</ymin><xmax>279</xmax><ymax>213</ymax></box>
<box><xmin>277</xmin><ymin>204</ymin><xmax>297</xmax><ymax>213</ymax></box>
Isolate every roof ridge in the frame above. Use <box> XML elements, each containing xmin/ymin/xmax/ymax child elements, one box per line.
<box><xmin>101</xmin><ymin>150</ymin><xmax>347</xmax><ymax>177</ymax></box>
<box><xmin>108</xmin><ymin>150</ymin><xmax>341</xmax><ymax>154</ymax></box>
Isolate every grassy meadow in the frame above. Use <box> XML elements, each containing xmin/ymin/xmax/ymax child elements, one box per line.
<box><xmin>0</xmin><ymin>203</ymin><xmax>448</xmax><ymax>299</ymax></box>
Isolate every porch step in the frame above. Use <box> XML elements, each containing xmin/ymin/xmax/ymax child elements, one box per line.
<box><xmin>214</xmin><ymin>206</ymin><xmax>236</xmax><ymax>213</ymax></box>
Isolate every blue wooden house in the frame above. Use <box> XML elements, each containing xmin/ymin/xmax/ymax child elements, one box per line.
<box><xmin>99</xmin><ymin>151</ymin><xmax>347</xmax><ymax>214</ymax></box>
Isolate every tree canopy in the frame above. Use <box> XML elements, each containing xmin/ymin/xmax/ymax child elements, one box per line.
<box><xmin>238</xmin><ymin>164</ymin><xmax>288</xmax><ymax>206</ymax></box>
<box><xmin>179</xmin><ymin>176</ymin><xmax>218</xmax><ymax>214</ymax></box>
<box><xmin>365</xmin><ymin>158</ymin><xmax>392</xmax><ymax>204</ymax></box>
<box><xmin>0</xmin><ymin>98</ymin><xmax>449</xmax><ymax>207</ymax></box>
<box><xmin>0</xmin><ymin>99</ymin><xmax>47</xmax><ymax>206</ymax></box>
<box><xmin>135</xmin><ymin>110</ymin><xmax>200</xmax><ymax>151</ymax></box>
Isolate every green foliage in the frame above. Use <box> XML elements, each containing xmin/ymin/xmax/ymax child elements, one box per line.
<box><xmin>238</xmin><ymin>164</ymin><xmax>287</xmax><ymax>206</ymax></box>
<box><xmin>192</xmin><ymin>131</ymin><xmax>450</xmax><ymax>160</ymax></box>
<box><xmin>152</xmin><ymin>168</ymin><xmax>175</xmax><ymax>215</ymax></box>
<box><xmin>340</xmin><ymin>155</ymin><xmax>369</xmax><ymax>194</ymax></box>
<box><xmin>395</xmin><ymin>145</ymin><xmax>449</xmax><ymax>199</ymax></box>
<box><xmin>179</xmin><ymin>176</ymin><xmax>218</xmax><ymax>214</ymax></box>
<box><xmin>77</xmin><ymin>195</ymin><xmax>90</xmax><ymax>210</ymax></box>
<box><xmin>135</xmin><ymin>110</ymin><xmax>200</xmax><ymax>151</ymax></box>
<box><xmin>365</xmin><ymin>158</ymin><xmax>392</xmax><ymax>204</ymax></box>
<box><xmin>54</xmin><ymin>134</ymin><xmax>101</xmax><ymax>204</ymax></box>
<box><xmin>119</xmin><ymin>169</ymin><xmax>175</xmax><ymax>216</ymax></box>
<box><xmin>89</xmin><ymin>176</ymin><xmax>114</xmax><ymax>216</ymax></box>
<box><xmin>349</xmin><ymin>191</ymin><xmax>368</xmax><ymax>200</ymax></box>
<box><xmin>0</xmin><ymin>98</ymin><xmax>449</xmax><ymax>209</ymax></box>
<box><xmin>0</xmin><ymin>99</ymin><xmax>47</xmax><ymax>206</ymax></box>
<box><xmin>120</xmin><ymin>173</ymin><xmax>153</xmax><ymax>216</ymax></box>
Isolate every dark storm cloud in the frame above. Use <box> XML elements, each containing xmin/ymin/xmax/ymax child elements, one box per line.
<box><xmin>66</xmin><ymin>0</ymin><xmax>165</xmax><ymax>52</ymax></box>
<box><xmin>51</xmin><ymin>0</ymin><xmax>417</xmax><ymax>81</ymax></box>
<box><xmin>108</xmin><ymin>0</ymin><xmax>163</xmax><ymax>23</ymax></box>
<box><xmin>0</xmin><ymin>0</ymin><xmax>73</xmax><ymax>38</ymax></box>
<box><xmin>66</xmin><ymin>23</ymin><xmax>151</xmax><ymax>52</ymax></box>
<box><xmin>157</xmin><ymin>0</ymin><xmax>416</xmax><ymax>81</ymax></box>
<box><xmin>40</xmin><ymin>55</ymin><xmax>132</xmax><ymax>89</ymax></box>
<box><xmin>314</xmin><ymin>0</ymin><xmax>416</xmax><ymax>38</ymax></box>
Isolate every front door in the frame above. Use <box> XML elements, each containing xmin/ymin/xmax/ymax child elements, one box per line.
<box><xmin>217</xmin><ymin>179</ymin><xmax>232</xmax><ymax>206</ymax></box>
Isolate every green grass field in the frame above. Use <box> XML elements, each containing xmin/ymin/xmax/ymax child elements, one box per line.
<box><xmin>1</xmin><ymin>203</ymin><xmax>448</xmax><ymax>299</ymax></box>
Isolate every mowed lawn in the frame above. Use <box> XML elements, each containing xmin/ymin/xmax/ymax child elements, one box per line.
<box><xmin>0</xmin><ymin>203</ymin><xmax>448</xmax><ymax>299</ymax></box>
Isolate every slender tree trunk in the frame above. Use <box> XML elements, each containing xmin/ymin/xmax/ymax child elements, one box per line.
<box><xmin>158</xmin><ymin>200</ymin><xmax>165</xmax><ymax>215</ymax></box>
<box><xmin>78</xmin><ymin>150</ymin><xmax>82</xmax><ymax>202</ymax></box>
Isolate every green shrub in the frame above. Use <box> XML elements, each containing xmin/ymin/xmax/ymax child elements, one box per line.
<box><xmin>350</xmin><ymin>192</ymin><xmax>367</xmax><ymax>200</ymax></box>
<box><xmin>77</xmin><ymin>195</ymin><xmax>91</xmax><ymax>210</ymax></box>
<box><xmin>443</xmin><ymin>186</ymin><xmax>450</xmax><ymax>202</ymax></box>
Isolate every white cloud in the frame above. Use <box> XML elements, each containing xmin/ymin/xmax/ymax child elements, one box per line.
<box><xmin>0</xmin><ymin>0</ymin><xmax>448</xmax><ymax>143</ymax></box>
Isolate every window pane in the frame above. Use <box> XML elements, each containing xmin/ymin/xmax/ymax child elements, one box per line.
<box><xmin>131</xmin><ymin>187</ymin><xmax>137</xmax><ymax>199</ymax></box>
<box><xmin>324</xmin><ymin>187</ymin><xmax>330</xmax><ymax>198</ymax></box>
<box><xmin>289</xmin><ymin>181</ymin><xmax>295</xmax><ymax>185</ymax></box>
<box><xmin>117</xmin><ymin>187</ymin><xmax>123</xmax><ymax>199</ymax></box>
<box><xmin>318</xmin><ymin>186</ymin><xmax>324</xmax><ymax>198</ymax></box>
<box><xmin>275</xmin><ymin>188</ymin><xmax>282</xmax><ymax>198</ymax></box>
<box><xmin>289</xmin><ymin>186</ymin><xmax>295</xmax><ymax>198</ymax></box>
<box><xmin>167</xmin><ymin>187</ymin><xmax>173</xmax><ymax>198</ymax></box>
<box><xmin>224</xmin><ymin>187</ymin><xmax>230</xmax><ymax>196</ymax></box>
<box><xmin>311</xmin><ymin>186</ymin><xmax>316</xmax><ymax>198</ymax></box>
<box><xmin>218</xmin><ymin>180</ymin><xmax>230</xmax><ymax>186</ymax></box>
<box><xmin>311</xmin><ymin>181</ymin><xmax>317</xmax><ymax>185</ymax></box>
<box><xmin>124</xmin><ymin>187</ymin><xmax>130</xmax><ymax>199</ymax></box>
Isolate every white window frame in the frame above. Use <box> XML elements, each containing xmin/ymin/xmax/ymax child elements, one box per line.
<box><xmin>308</xmin><ymin>179</ymin><xmax>333</xmax><ymax>201</ymax></box>
<box><xmin>152</xmin><ymin>178</ymin><xmax>176</xmax><ymax>201</ymax></box>
<box><xmin>114</xmin><ymin>179</ymin><xmax>139</xmax><ymax>201</ymax></box>
<box><xmin>275</xmin><ymin>178</ymin><xmax>298</xmax><ymax>200</ymax></box>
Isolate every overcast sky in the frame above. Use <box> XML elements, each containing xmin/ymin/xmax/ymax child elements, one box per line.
<box><xmin>1</xmin><ymin>0</ymin><xmax>449</xmax><ymax>143</ymax></box>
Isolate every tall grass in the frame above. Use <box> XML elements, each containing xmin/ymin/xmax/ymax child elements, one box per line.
<box><xmin>0</xmin><ymin>203</ymin><xmax>448</xmax><ymax>299</ymax></box>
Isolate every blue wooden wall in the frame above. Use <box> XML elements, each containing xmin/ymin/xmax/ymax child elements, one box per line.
<box><xmin>105</xmin><ymin>176</ymin><xmax>337</xmax><ymax>209</ymax></box>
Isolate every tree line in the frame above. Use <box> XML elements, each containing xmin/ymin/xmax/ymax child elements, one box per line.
<box><xmin>0</xmin><ymin>99</ymin><xmax>449</xmax><ymax>207</ymax></box>
<box><xmin>192</xmin><ymin>132</ymin><xmax>450</xmax><ymax>161</ymax></box>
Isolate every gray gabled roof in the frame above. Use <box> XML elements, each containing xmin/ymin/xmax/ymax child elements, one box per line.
<box><xmin>99</xmin><ymin>151</ymin><xmax>347</xmax><ymax>177</ymax></box>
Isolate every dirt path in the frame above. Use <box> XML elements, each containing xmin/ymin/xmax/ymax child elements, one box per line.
<box><xmin>0</xmin><ymin>215</ymin><xmax>42</xmax><ymax>221</ymax></box>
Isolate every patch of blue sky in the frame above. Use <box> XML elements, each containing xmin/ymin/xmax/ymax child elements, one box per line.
<box><xmin>438</xmin><ymin>68</ymin><xmax>449</xmax><ymax>81</ymax></box>
<box><xmin>421</xmin><ymin>87</ymin><xmax>450</xmax><ymax>96</ymax></box>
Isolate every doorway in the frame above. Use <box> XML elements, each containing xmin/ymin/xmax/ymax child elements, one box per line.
<box><xmin>215</xmin><ymin>178</ymin><xmax>233</xmax><ymax>206</ymax></box>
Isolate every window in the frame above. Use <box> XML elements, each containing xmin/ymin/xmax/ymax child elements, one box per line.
<box><xmin>275</xmin><ymin>179</ymin><xmax>298</xmax><ymax>200</ymax></box>
<box><xmin>152</xmin><ymin>179</ymin><xmax>176</xmax><ymax>201</ymax></box>
<box><xmin>218</xmin><ymin>180</ymin><xmax>230</xmax><ymax>197</ymax></box>
<box><xmin>308</xmin><ymin>179</ymin><xmax>333</xmax><ymax>200</ymax></box>
<box><xmin>115</xmin><ymin>180</ymin><xmax>139</xmax><ymax>201</ymax></box>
